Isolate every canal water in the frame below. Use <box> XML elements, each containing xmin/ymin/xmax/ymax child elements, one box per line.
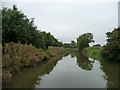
<box><xmin>3</xmin><ymin>52</ymin><xmax>118</xmax><ymax>88</ymax></box>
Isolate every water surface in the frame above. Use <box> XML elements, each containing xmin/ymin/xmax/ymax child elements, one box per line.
<box><xmin>3</xmin><ymin>52</ymin><xmax>118</xmax><ymax>88</ymax></box>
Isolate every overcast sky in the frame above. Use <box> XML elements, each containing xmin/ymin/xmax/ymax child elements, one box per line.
<box><xmin>2</xmin><ymin>0</ymin><xmax>119</xmax><ymax>45</ymax></box>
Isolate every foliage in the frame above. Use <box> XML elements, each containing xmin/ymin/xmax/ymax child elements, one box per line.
<box><xmin>76</xmin><ymin>51</ymin><xmax>93</xmax><ymax>71</ymax></box>
<box><xmin>2</xmin><ymin>42</ymin><xmax>70</xmax><ymax>82</ymax></box>
<box><xmin>83</xmin><ymin>47</ymin><xmax>102</xmax><ymax>60</ymax></box>
<box><xmin>63</xmin><ymin>43</ymin><xmax>72</xmax><ymax>48</ymax></box>
<box><xmin>2</xmin><ymin>5</ymin><xmax>63</xmax><ymax>49</ymax></box>
<box><xmin>2</xmin><ymin>5</ymin><xmax>71</xmax><ymax>82</ymax></box>
<box><xmin>63</xmin><ymin>41</ymin><xmax>77</xmax><ymax>48</ymax></box>
<box><xmin>102</xmin><ymin>27</ymin><xmax>120</xmax><ymax>62</ymax></box>
<box><xmin>3</xmin><ymin>42</ymin><xmax>45</xmax><ymax>73</ymax></box>
<box><xmin>77</xmin><ymin>33</ymin><xmax>94</xmax><ymax>50</ymax></box>
<box><xmin>45</xmin><ymin>46</ymin><xmax>69</xmax><ymax>57</ymax></box>
<box><xmin>39</xmin><ymin>32</ymin><xmax>63</xmax><ymax>49</ymax></box>
<box><xmin>71</xmin><ymin>41</ymin><xmax>77</xmax><ymax>48</ymax></box>
<box><xmin>93</xmin><ymin>44</ymin><xmax>101</xmax><ymax>47</ymax></box>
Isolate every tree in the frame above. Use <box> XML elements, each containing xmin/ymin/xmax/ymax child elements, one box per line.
<box><xmin>2</xmin><ymin>5</ymin><xmax>63</xmax><ymax>49</ymax></box>
<box><xmin>77</xmin><ymin>33</ymin><xmax>94</xmax><ymax>50</ymax></box>
<box><xmin>102</xmin><ymin>27</ymin><xmax>120</xmax><ymax>62</ymax></box>
<box><xmin>2</xmin><ymin>5</ymin><xmax>35</xmax><ymax>44</ymax></box>
<box><xmin>71</xmin><ymin>41</ymin><xmax>77</xmax><ymax>48</ymax></box>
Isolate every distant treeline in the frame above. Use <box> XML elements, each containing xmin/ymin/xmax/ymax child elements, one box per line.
<box><xmin>64</xmin><ymin>41</ymin><xmax>77</xmax><ymax>48</ymax></box>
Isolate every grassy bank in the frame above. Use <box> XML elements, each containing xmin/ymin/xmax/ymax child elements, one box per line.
<box><xmin>83</xmin><ymin>47</ymin><xmax>102</xmax><ymax>60</ymax></box>
<box><xmin>2</xmin><ymin>42</ymin><xmax>71</xmax><ymax>82</ymax></box>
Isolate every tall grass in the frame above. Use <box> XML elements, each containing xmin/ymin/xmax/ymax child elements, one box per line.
<box><xmin>2</xmin><ymin>42</ymin><xmax>70</xmax><ymax>82</ymax></box>
<box><xmin>83</xmin><ymin>47</ymin><xmax>102</xmax><ymax>60</ymax></box>
<box><xmin>3</xmin><ymin>43</ymin><xmax>44</xmax><ymax>71</ymax></box>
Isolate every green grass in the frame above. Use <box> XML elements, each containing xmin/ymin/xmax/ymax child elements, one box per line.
<box><xmin>83</xmin><ymin>47</ymin><xmax>102</xmax><ymax>60</ymax></box>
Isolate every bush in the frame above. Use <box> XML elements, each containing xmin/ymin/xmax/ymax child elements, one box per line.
<box><xmin>77</xmin><ymin>33</ymin><xmax>94</xmax><ymax>50</ymax></box>
<box><xmin>102</xmin><ymin>28</ymin><xmax>120</xmax><ymax>62</ymax></box>
<box><xmin>2</xmin><ymin>5</ymin><xmax>63</xmax><ymax>49</ymax></box>
<box><xmin>2</xmin><ymin>43</ymin><xmax>70</xmax><ymax>76</ymax></box>
<box><xmin>83</xmin><ymin>47</ymin><xmax>102</xmax><ymax>60</ymax></box>
<box><xmin>2</xmin><ymin>42</ymin><xmax>46</xmax><ymax>73</ymax></box>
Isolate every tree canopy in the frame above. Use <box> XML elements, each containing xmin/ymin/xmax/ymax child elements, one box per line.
<box><xmin>102</xmin><ymin>27</ymin><xmax>120</xmax><ymax>62</ymax></box>
<box><xmin>77</xmin><ymin>33</ymin><xmax>94</xmax><ymax>50</ymax></box>
<box><xmin>2</xmin><ymin>5</ymin><xmax>63</xmax><ymax>49</ymax></box>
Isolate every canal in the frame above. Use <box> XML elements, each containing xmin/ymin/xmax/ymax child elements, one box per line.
<box><xmin>3</xmin><ymin>51</ymin><xmax>118</xmax><ymax>88</ymax></box>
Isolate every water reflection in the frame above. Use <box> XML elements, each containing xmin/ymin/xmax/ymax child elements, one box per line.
<box><xmin>70</xmin><ymin>51</ymin><xmax>76</xmax><ymax>58</ymax></box>
<box><xmin>100</xmin><ymin>60</ymin><xmax>118</xmax><ymax>88</ymax></box>
<box><xmin>76</xmin><ymin>51</ymin><xmax>93</xmax><ymax>71</ymax></box>
<box><xmin>71</xmin><ymin>51</ymin><xmax>118</xmax><ymax>88</ymax></box>
<box><xmin>3</xmin><ymin>51</ymin><xmax>118</xmax><ymax>88</ymax></box>
<box><xmin>36</xmin><ymin>52</ymin><xmax>107</xmax><ymax>88</ymax></box>
<box><xmin>3</xmin><ymin>53</ymin><xmax>65</xmax><ymax>88</ymax></box>
<box><xmin>63</xmin><ymin>52</ymin><xmax>70</xmax><ymax>57</ymax></box>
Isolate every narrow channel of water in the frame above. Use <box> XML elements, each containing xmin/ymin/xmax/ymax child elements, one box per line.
<box><xmin>3</xmin><ymin>51</ymin><xmax>118</xmax><ymax>88</ymax></box>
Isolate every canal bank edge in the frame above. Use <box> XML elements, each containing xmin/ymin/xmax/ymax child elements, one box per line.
<box><xmin>2</xmin><ymin>43</ymin><xmax>71</xmax><ymax>83</ymax></box>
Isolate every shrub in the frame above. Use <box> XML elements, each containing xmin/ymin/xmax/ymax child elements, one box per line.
<box><xmin>2</xmin><ymin>42</ymin><xmax>45</xmax><ymax>73</ymax></box>
<box><xmin>83</xmin><ymin>47</ymin><xmax>102</xmax><ymax>60</ymax></box>
<box><xmin>2</xmin><ymin>42</ymin><xmax>70</xmax><ymax>82</ymax></box>
<box><xmin>102</xmin><ymin>28</ymin><xmax>120</xmax><ymax>62</ymax></box>
<box><xmin>2</xmin><ymin>43</ymin><xmax>70</xmax><ymax>73</ymax></box>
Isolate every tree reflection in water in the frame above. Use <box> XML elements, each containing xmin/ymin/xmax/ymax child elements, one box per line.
<box><xmin>3</xmin><ymin>51</ymin><xmax>118</xmax><ymax>88</ymax></box>
<box><xmin>100</xmin><ymin>60</ymin><xmax>118</xmax><ymax>88</ymax></box>
<box><xmin>75</xmin><ymin>51</ymin><xmax>93</xmax><ymax>71</ymax></box>
<box><xmin>2</xmin><ymin>53</ymin><xmax>65</xmax><ymax>88</ymax></box>
<box><xmin>70</xmin><ymin>51</ymin><xmax>76</xmax><ymax>58</ymax></box>
<box><xmin>75</xmin><ymin>51</ymin><xmax>118</xmax><ymax>88</ymax></box>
